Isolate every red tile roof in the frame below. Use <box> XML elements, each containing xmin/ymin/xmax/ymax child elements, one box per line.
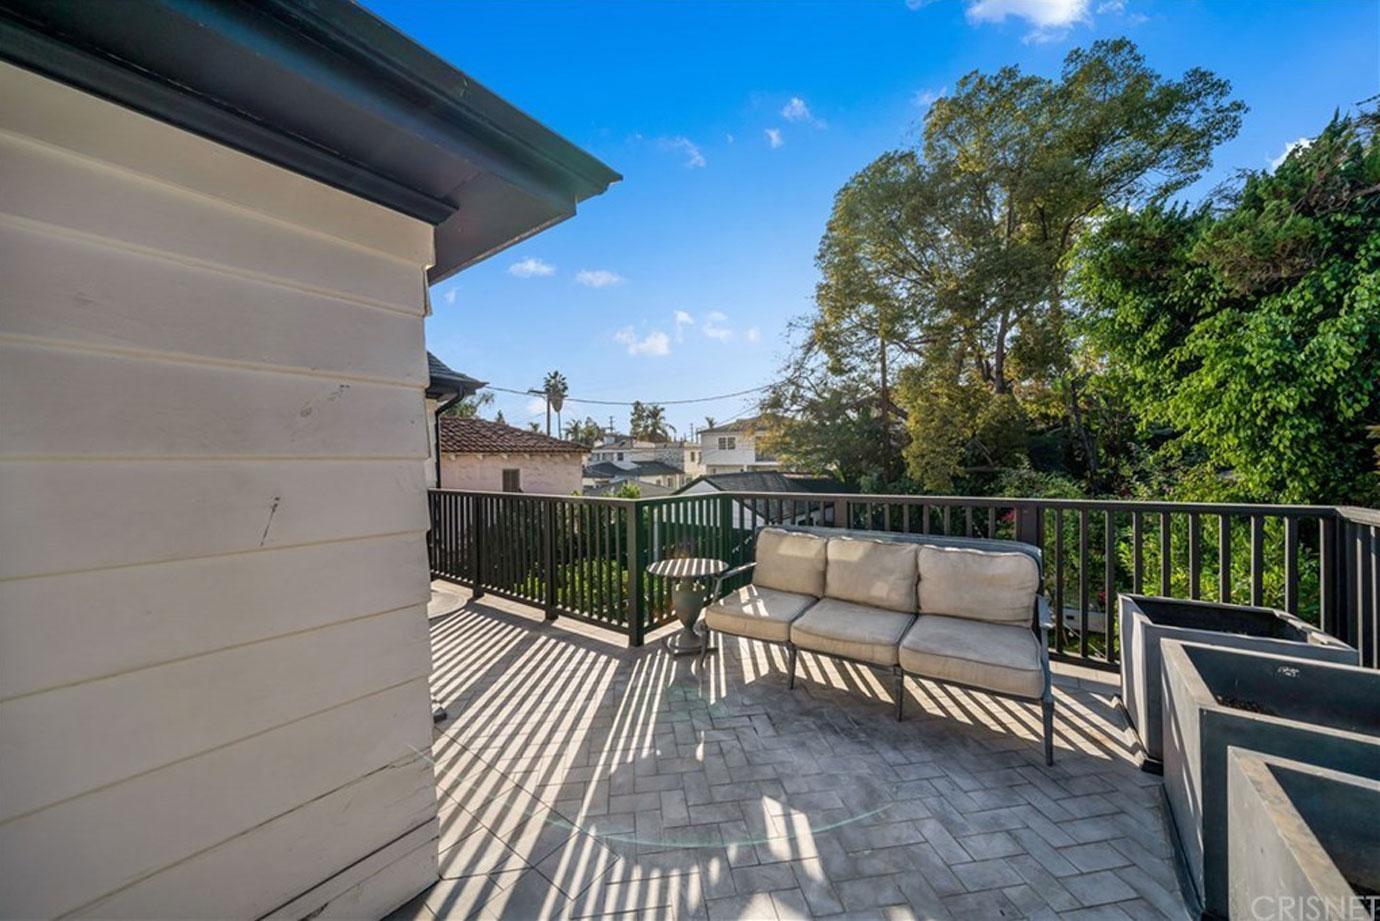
<box><xmin>438</xmin><ymin>416</ymin><xmax>587</xmax><ymax>455</ymax></box>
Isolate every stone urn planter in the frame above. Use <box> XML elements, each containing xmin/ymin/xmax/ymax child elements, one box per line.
<box><xmin>1160</xmin><ymin>641</ymin><xmax>1380</xmax><ymax>919</ymax></box>
<box><xmin>1228</xmin><ymin>750</ymin><xmax>1380</xmax><ymax>921</ymax></box>
<box><xmin>1118</xmin><ymin>594</ymin><xmax>1354</xmax><ymax>770</ymax></box>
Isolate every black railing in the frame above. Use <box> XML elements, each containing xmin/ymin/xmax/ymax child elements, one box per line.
<box><xmin>428</xmin><ymin>489</ymin><xmax>1380</xmax><ymax>669</ymax></box>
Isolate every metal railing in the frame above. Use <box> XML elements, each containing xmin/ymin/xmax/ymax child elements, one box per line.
<box><xmin>428</xmin><ymin>489</ymin><xmax>1379</xmax><ymax>669</ymax></box>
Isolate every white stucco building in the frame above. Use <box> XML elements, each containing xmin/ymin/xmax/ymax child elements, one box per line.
<box><xmin>438</xmin><ymin>417</ymin><xmax>587</xmax><ymax>495</ymax></box>
<box><xmin>698</xmin><ymin>416</ymin><xmax>782</xmax><ymax>474</ymax></box>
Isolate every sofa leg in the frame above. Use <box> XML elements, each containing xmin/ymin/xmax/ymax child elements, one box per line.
<box><xmin>787</xmin><ymin>645</ymin><xmax>797</xmax><ymax>690</ymax></box>
<box><xmin>894</xmin><ymin>669</ymin><xmax>905</xmax><ymax>722</ymax></box>
<box><xmin>1042</xmin><ymin>695</ymin><xmax>1055</xmax><ymax>766</ymax></box>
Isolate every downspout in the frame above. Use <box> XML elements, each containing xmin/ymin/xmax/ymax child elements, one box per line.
<box><xmin>433</xmin><ymin>390</ymin><xmax>460</xmax><ymax>487</ymax></box>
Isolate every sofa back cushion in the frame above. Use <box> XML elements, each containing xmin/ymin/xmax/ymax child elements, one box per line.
<box><xmin>824</xmin><ymin>537</ymin><xmax>919</xmax><ymax>613</ymax></box>
<box><xmin>754</xmin><ymin>528</ymin><xmax>828</xmax><ymax>597</ymax></box>
<box><xmin>917</xmin><ymin>545</ymin><xmax>1038</xmax><ymax>624</ymax></box>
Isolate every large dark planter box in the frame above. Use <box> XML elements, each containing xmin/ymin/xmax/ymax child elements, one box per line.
<box><xmin>1119</xmin><ymin>594</ymin><xmax>1354</xmax><ymax>769</ymax></box>
<box><xmin>1161</xmin><ymin>641</ymin><xmax>1380</xmax><ymax>919</ymax></box>
<box><xmin>1228</xmin><ymin>750</ymin><xmax>1380</xmax><ymax>920</ymax></box>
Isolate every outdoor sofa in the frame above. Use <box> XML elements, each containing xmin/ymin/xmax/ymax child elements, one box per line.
<box><xmin>703</xmin><ymin>526</ymin><xmax>1056</xmax><ymax>764</ymax></box>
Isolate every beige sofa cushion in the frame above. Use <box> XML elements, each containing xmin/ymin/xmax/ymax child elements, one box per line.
<box><xmin>898</xmin><ymin>615</ymin><xmax>1044</xmax><ymax>698</ymax></box>
<box><xmin>705</xmin><ymin>585</ymin><xmax>816</xmax><ymax>644</ymax></box>
<box><xmin>790</xmin><ymin>598</ymin><xmax>915</xmax><ymax>666</ymax></box>
<box><xmin>824</xmin><ymin>537</ymin><xmax>919</xmax><ymax>613</ymax></box>
<box><xmin>754</xmin><ymin>528</ymin><xmax>828</xmax><ymax>597</ymax></box>
<box><xmin>916</xmin><ymin>545</ymin><xmax>1039</xmax><ymax>624</ymax></box>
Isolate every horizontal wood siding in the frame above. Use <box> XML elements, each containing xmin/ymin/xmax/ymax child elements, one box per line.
<box><xmin>0</xmin><ymin>64</ymin><xmax>438</xmax><ymax>918</ymax></box>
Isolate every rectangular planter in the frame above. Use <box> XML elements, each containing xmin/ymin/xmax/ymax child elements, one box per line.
<box><xmin>1161</xmin><ymin>641</ymin><xmax>1380</xmax><ymax>919</ymax></box>
<box><xmin>1119</xmin><ymin>594</ymin><xmax>1354</xmax><ymax>768</ymax></box>
<box><xmin>1228</xmin><ymin>750</ymin><xmax>1380</xmax><ymax>920</ymax></box>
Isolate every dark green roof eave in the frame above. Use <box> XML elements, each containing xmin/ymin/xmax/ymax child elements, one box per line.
<box><xmin>0</xmin><ymin>0</ymin><xmax>620</xmax><ymax>281</ymax></box>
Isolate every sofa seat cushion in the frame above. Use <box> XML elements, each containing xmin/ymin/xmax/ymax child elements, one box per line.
<box><xmin>825</xmin><ymin>536</ymin><xmax>919</xmax><ymax>613</ymax></box>
<box><xmin>917</xmin><ymin>545</ymin><xmax>1039</xmax><ymax>624</ymax></box>
<box><xmin>790</xmin><ymin>598</ymin><xmax>915</xmax><ymax>666</ymax></box>
<box><xmin>898</xmin><ymin>615</ymin><xmax>1044</xmax><ymax>698</ymax></box>
<box><xmin>755</xmin><ymin>528</ymin><xmax>829</xmax><ymax>597</ymax></box>
<box><xmin>705</xmin><ymin>585</ymin><xmax>816</xmax><ymax>644</ymax></box>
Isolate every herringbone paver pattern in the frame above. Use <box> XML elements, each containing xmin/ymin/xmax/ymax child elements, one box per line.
<box><xmin>397</xmin><ymin>587</ymin><xmax>1187</xmax><ymax>920</ymax></box>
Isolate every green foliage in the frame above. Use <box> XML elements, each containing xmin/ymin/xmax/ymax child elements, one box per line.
<box><xmin>610</xmin><ymin>481</ymin><xmax>642</xmax><ymax>499</ymax></box>
<box><xmin>768</xmin><ymin>38</ymin><xmax>1244</xmax><ymax>493</ymax></box>
<box><xmin>630</xmin><ymin>401</ymin><xmax>673</xmax><ymax>442</ymax></box>
<box><xmin>563</xmin><ymin>416</ymin><xmax>604</xmax><ymax>447</ymax></box>
<box><xmin>1078</xmin><ymin>110</ymin><xmax>1380</xmax><ymax>503</ymax></box>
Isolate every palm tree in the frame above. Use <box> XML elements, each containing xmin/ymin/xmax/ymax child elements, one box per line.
<box><xmin>543</xmin><ymin>370</ymin><xmax>568</xmax><ymax>436</ymax></box>
<box><xmin>631</xmin><ymin>402</ymin><xmax>674</xmax><ymax>443</ymax></box>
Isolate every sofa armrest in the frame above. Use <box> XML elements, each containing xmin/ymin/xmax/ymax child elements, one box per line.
<box><xmin>713</xmin><ymin>561</ymin><xmax>757</xmax><ymax>598</ymax></box>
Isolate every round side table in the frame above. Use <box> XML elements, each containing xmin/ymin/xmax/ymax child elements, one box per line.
<box><xmin>646</xmin><ymin>557</ymin><xmax>728</xmax><ymax>656</ymax></box>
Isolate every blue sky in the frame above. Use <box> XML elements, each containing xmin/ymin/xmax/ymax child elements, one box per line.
<box><xmin>363</xmin><ymin>0</ymin><xmax>1379</xmax><ymax>439</ymax></box>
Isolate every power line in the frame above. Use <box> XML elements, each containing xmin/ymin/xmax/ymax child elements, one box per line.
<box><xmin>482</xmin><ymin>383</ymin><xmax>772</xmax><ymax>407</ymax></box>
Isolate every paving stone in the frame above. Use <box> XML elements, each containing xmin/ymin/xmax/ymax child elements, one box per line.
<box><xmin>425</xmin><ymin>589</ymin><xmax>1189</xmax><ymax>920</ymax></box>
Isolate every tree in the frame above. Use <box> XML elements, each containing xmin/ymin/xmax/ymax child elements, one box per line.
<box><xmin>440</xmin><ymin>390</ymin><xmax>494</xmax><ymax>418</ymax></box>
<box><xmin>563</xmin><ymin>416</ymin><xmax>604</xmax><ymax>447</ymax></box>
<box><xmin>543</xmin><ymin>370</ymin><xmax>568</xmax><ymax>436</ymax></box>
<box><xmin>770</xmin><ymin>37</ymin><xmax>1244</xmax><ymax>492</ymax></box>
<box><xmin>1077</xmin><ymin>109</ymin><xmax>1380</xmax><ymax>504</ymax></box>
<box><xmin>630</xmin><ymin>401</ymin><xmax>674</xmax><ymax>442</ymax></box>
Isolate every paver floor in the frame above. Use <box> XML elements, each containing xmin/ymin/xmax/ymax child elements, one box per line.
<box><xmin>394</xmin><ymin>586</ymin><xmax>1188</xmax><ymax>920</ymax></box>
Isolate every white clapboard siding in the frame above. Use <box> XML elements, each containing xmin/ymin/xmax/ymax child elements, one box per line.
<box><xmin>0</xmin><ymin>459</ymin><xmax>428</xmax><ymax>579</ymax></box>
<box><xmin>0</xmin><ymin>132</ymin><xmax>425</xmax><ymax>311</ymax></box>
<box><xmin>0</xmin><ymin>61</ymin><xmax>440</xmax><ymax>919</ymax></box>
<box><xmin>74</xmin><ymin>759</ymin><xmax>438</xmax><ymax>920</ymax></box>
<box><xmin>1</xmin><ymin>343</ymin><xmax>426</xmax><ymax>459</ymax></box>
<box><xmin>265</xmin><ymin>823</ymin><xmax>443</xmax><ymax>921</ymax></box>
<box><xmin>0</xmin><ymin>680</ymin><xmax>433</xmax><ymax>920</ymax></box>
<box><xmin>0</xmin><ymin>533</ymin><xmax>429</xmax><ymax>700</ymax></box>
<box><xmin>0</xmin><ymin>220</ymin><xmax>427</xmax><ymax>385</ymax></box>
<box><xmin>1</xmin><ymin>604</ymin><xmax>429</xmax><ymax>820</ymax></box>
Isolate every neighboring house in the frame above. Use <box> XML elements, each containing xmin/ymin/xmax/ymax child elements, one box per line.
<box><xmin>699</xmin><ymin>416</ymin><xmax>781</xmax><ymax>474</ymax></box>
<box><xmin>0</xmin><ymin>4</ymin><xmax>616</xmax><ymax>919</ymax></box>
<box><xmin>676</xmin><ymin>470</ymin><xmax>850</xmax><ymax>528</ymax></box>
<box><xmin>583</xmin><ymin>479</ymin><xmax>676</xmax><ymax>498</ymax></box>
<box><xmin>583</xmin><ymin>459</ymin><xmax>687</xmax><ymax>492</ymax></box>
<box><xmin>426</xmin><ymin>352</ymin><xmax>487</xmax><ymax>488</ymax></box>
<box><xmin>439</xmin><ymin>417</ymin><xmax>587</xmax><ymax>495</ymax></box>
<box><xmin>586</xmin><ymin>437</ymin><xmax>704</xmax><ymax>487</ymax></box>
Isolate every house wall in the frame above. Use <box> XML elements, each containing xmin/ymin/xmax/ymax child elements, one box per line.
<box><xmin>700</xmin><ymin>432</ymin><xmax>778</xmax><ymax>472</ymax></box>
<box><xmin>0</xmin><ymin>62</ymin><xmax>439</xmax><ymax>920</ymax></box>
<box><xmin>440</xmin><ymin>452</ymin><xmax>585</xmax><ymax>495</ymax></box>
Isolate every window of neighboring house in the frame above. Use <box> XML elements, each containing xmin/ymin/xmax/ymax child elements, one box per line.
<box><xmin>617</xmin><ymin>452</ymin><xmax>624</xmax><ymax>460</ymax></box>
<box><xmin>717</xmin><ymin>437</ymin><xmax>736</xmax><ymax>451</ymax></box>
<box><xmin>501</xmin><ymin>468</ymin><xmax>521</xmax><ymax>493</ymax></box>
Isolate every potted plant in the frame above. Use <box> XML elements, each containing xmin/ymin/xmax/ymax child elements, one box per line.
<box><xmin>1160</xmin><ymin>641</ymin><xmax>1380</xmax><ymax>919</ymax></box>
<box><xmin>1227</xmin><ymin>749</ymin><xmax>1380</xmax><ymax>920</ymax></box>
<box><xmin>1118</xmin><ymin>594</ymin><xmax>1354</xmax><ymax>770</ymax></box>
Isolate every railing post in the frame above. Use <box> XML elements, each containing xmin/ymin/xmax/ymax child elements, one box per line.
<box><xmin>542</xmin><ymin>500</ymin><xmax>557</xmax><ymax>621</ymax></box>
<box><xmin>719</xmin><ymin>494</ymin><xmax>734</xmax><ymax>569</ymax></box>
<box><xmin>1320</xmin><ymin>513</ymin><xmax>1338</xmax><ymax>637</ymax></box>
<box><xmin>1015</xmin><ymin>502</ymin><xmax>1042</xmax><ymax>548</ymax></box>
<box><xmin>470</xmin><ymin>494</ymin><xmax>485</xmax><ymax>600</ymax></box>
<box><xmin>832</xmin><ymin>498</ymin><xmax>848</xmax><ymax>529</ymax></box>
<box><xmin>626</xmin><ymin>501</ymin><xmax>644</xmax><ymax>647</ymax></box>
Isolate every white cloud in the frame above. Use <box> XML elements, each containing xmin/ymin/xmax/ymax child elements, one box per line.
<box><xmin>658</xmin><ymin>136</ymin><xmax>706</xmax><ymax>168</ymax></box>
<box><xmin>913</xmin><ymin>86</ymin><xmax>947</xmax><ymax>109</ymax></box>
<box><xmin>765</xmin><ymin>128</ymin><xmax>784</xmax><ymax>149</ymax></box>
<box><xmin>1270</xmin><ymin>137</ymin><xmax>1311</xmax><ymax>170</ymax></box>
<box><xmin>702</xmin><ymin>310</ymin><xmax>733</xmax><ymax>341</ymax></box>
<box><xmin>725</xmin><ymin>133</ymin><xmax>736</xmax><ymax>144</ymax></box>
<box><xmin>614</xmin><ymin>327</ymin><xmax>671</xmax><ymax>357</ymax></box>
<box><xmin>575</xmin><ymin>269</ymin><xmax>625</xmax><ymax>288</ymax></box>
<box><xmin>965</xmin><ymin>0</ymin><xmax>1090</xmax><ymax>41</ymax></box>
<box><xmin>526</xmin><ymin>396</ymin><xmax>549</xmax><ymax>417</ymax></box>
<box><xmin>746</xmin><ymin>327</ymin><xmax>761</xmax><ymax>343</ymax></box>
<box><xmin>508</xmin><ymin>257</ymin><xmax>556</xmax><ymax>278</ymax></box>
<box><xmin>442</xmin><ymin>288</ymin><xmax>458</xmax><ymax>305</ymax></box>
<box><xmin>673</xmin><ymin>310</ymin><xmax>695</xmax><ymax>339</ymax></box>
<box><xmin>781</xmin><ymin>97</ymin><xmax>827</xmax><ymax>128</ymax></box>
<box><xmin>905</xmin><ymin>0</ymin><xmax>935</xmax><ymax>8</ymax></box>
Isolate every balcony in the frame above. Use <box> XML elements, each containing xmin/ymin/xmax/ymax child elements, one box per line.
<box><xmin>402</xmin><ymin>490</ymin><xmax>1379</xmax><ymax>918</ymax></box>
